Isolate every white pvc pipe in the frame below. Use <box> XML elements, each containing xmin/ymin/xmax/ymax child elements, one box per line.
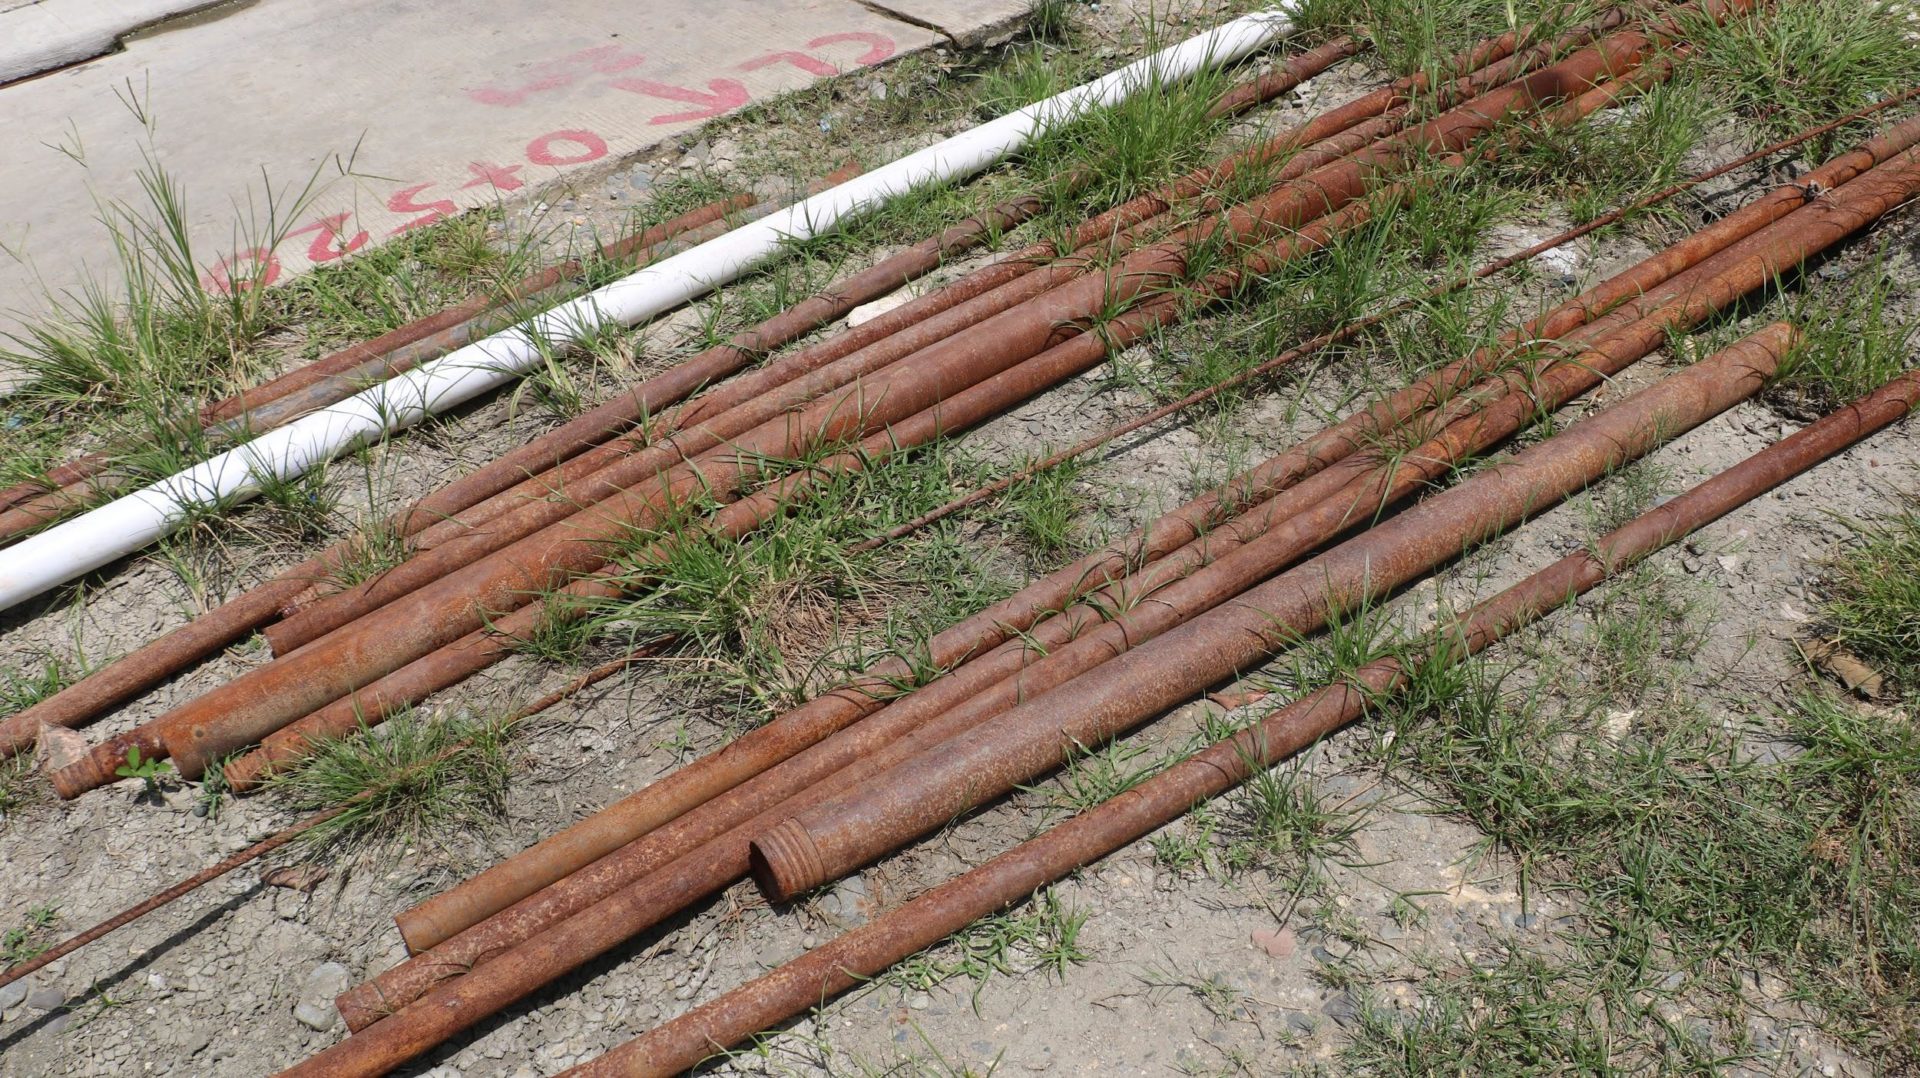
<box><xmin>0</xmin><ymin>10</ymin><xmax>1293</xmax><ymax>611</ymax></box>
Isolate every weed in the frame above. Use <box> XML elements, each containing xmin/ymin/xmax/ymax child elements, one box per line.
<box><xmin>1152</xmin><ymin>802</ymin><xmax>1221</xmax><ymax>874</ymax></box>
<box><xmin>889</xmin><ymin>888</ymin><xmax>1088</xmax><ymax>1006</ymax></box>
<box><xmin>1030</xmin><ymin>738</ymin><xmax>1154</xmax><ymax>816</ymax></box>
<box><xmin>2</xmin><ymin>906</ymin><xmax>59</xmax><ymax>968</ymax></box>
<box><xmin>0</xmin><ymin>757</ymin><xmax>33</xmax><ymax>819</ymax></box>
<box><xmin>114</xmin><ymin>746</ymin><xmax>172</xmax><ymax>795</ymax></box>
<box><xmin>997</xmin><ymin>457</ymin><xmax>1092</xmax><ymax>562</ymax></box>
<box><xmin>1222</xmin><ymin>762</ymin><xmax>1367</xmax><ymax>878</ymax></box>
<box><xmin>1681</xmin><ymin>0</ymin><xmax>1920</xmax><ymax>145</ymax></box>
<box><xmin>0</xmin><ymin>657</ymin><xmax>73</xmax><ymax>717</ymax></box>
<box><xmin>1821</xmin><ymin>497</ymin><xmax>1920</xmax><ymax>687</ymax></box>
<box><xmin>1138</xmin><ymin>961</ymin><xmax>1257</xmax><ymax>1024</ymax></box>
<box><xmin>1778</xmin><ymin>259</ymin><xmax>1918</xmax><ymax>415</ymax></box>
<box><xmin>271</xmin><ymin>709</ymin><xmax>513</xmax><ymax>855</ymax></box>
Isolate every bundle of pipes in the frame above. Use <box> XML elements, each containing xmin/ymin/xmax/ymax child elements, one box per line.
<box><xmin>0</xmin><ymin>170</ymin><xmax>860</xmax><ymax>544</ymax></box>
<box><xmin>23</xmin><ymin>72</ymin><xmax>1902</xmax><ymax>1007</ymax></box>
<box><xmin>314</xmin><ymin>109</ymin><xmax>1889</xmax><ymax>1045</ymax></box>
<box><xmin>51</xmin><ymin>0</ymin><xmax>1705</xmax><ymax>806</ymax></box>
<box><xmin>0</xmin><ymin>20</ymin><xmax>1363</xmax><ymax>767</ymax></box>
<box><xmin>280</xmin><ymin>300</ymin><xmax>1796</xmax><ymax>1075</ymax></box>
<box><xmin>299</xmin><ymin>97</ymin><xmax>1920</xmax><ymax>1072</ymax></box>
<box><xmin>560</xmin><ymin>358</ymin><xmax>1920</xmax><ymax>1078</ymax></box>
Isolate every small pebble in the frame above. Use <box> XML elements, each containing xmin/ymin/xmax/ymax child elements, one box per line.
<box><xmin>1250</xmin><ymin>927</ymin><xmax>1296</xmax><ymax>957</ymax></box>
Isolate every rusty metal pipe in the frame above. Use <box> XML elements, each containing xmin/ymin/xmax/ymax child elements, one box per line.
<box><xmin>331</xmin><ymin>192</ymin><xmax>1425</xmax><ymax>1034</ymax></box>
<box><xmin>319</xmin><ymin>194</ymin><xmax>1423</xmax><ymax>1028</ymax></box>
<box><xmin>18</xmin><ymin>4</ymin><xmax>1589</xmax><ymax>772</ymax></box>
<box><xmin>189</xmin><ymin>39</ymin><xmax>1649</xmax><ymax>785</ymax></box>
<box><xmin>284</xmin><ymin>319</ymin><xmax>1789</xmax><ymax>1078</ymax></box>
<box><xmin>747</xmin><ymin>322</ymin><xmax>1797</xmax><ymax>900</ymax></box>
<box><xmin>241</xmin><ymin>170</ymin><xmax>1401</xmax><ymax>805</ymax></box>
<box><xmin>571</xmin><ymin>341</ymin><xmax>1920</xmax><ymax>1078</ymax></box>
<box><xmin>282</xmin><ymin>31</ymin><xmax>1694</xmax><ymax>942</ymax></box>
<box><xmin>351</xmin><ymin>86</ymin><xmax>1706</xmax><ymax>997</ymax></box>
<box><xmin>331</xmin><ymin>68</ymin><xmax>1706</xmax><ymax>1019</ymax></box>
<box><xmin>267</xmin><ymin>12</ymin><xmax>1628</xmax><ymax>642</ymax></box>
<box><xmin>333</xmin><ymin>369</ymin><xmax>1495</xmax><ymax>1030</ymax></box>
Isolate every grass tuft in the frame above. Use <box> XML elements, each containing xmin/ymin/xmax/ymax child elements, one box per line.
<box><xmin>271</xmin><ymin>709</ymin><xmax>513</xmax><ymax>855</ymax></box>
<box><xmin>1821</xmin><ymin>497</ymin><xmax>1920</xmax><ymax>688</ymax></box>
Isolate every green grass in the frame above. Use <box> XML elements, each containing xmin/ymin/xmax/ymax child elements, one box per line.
<box><xmin>0</xmin><ymin>657</ymin><xmax>74</xmax><ymax>717</ymax></box>
<box><xmin>1681</xmin><ymin>0</ymin><xmax>1920</xmax><ymax>145</ymax></box>
<box><xmin>1822</xmin><ymin>498</ymin><xmax>1920</xmax><ymax>688</ymax></box>
<box><xmin>270</xmin><ymin>709</ymin><xmax>514</xmax><ymax>855</ymax></box>
<box><xmin>1777</xmin><ymin>258</ymin><xmax>1919</xmax><ymax>415</ymax></box>
<box><xmin>1365</xmin><ymin>546</ymin><xmax>1920</xmax><ymax>1067</ymax></box>
<box><xmin>2</xmin><ymin>905</ymin><xmax>59</xmax><ymax>969</ymax></box>
<box><xmin>571</xmin><ymin>443</ymin><xmax>1018</xmax><ymax>728</ymax></box>
<box><xmin>887</xmin><ymin>887</ymin><xmax>1089</xmax><ymax>1007</ymax></box>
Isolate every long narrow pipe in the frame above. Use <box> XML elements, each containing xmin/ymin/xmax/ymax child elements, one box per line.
<box><xmin>269</xmin><ymin>204</ymin><xmax>1355</xmax><ymax>1078</ymax></box>
<box><xmin>21</xmin><ymin>0</ymin><xmax>1621</xmax><ymax>776</ymax></box>
<box><xmin>862</xmin><ymin>96</ymin><xmax>1920</xmax><ymax>548</ymax></box>
<box><xmin>350</xmin><ymin>59</ymin><xmax>1717</xmax><ymax>980</ymax></box>
<box><xmin>262</xmin><ymin>20</ymin><xmax>1578</xmax><ymax>650</ymax></box>
<box><xmin>565</xmin><ymin>353</ymin><xmax>1920</xmax><ymax>1078</ymax></box>
<box><xmin>288</xmin><ymin>25</ymin><xmax>1739</xmax><ymax>949</ymax></box>
<box><xmin>332</xmin><ymin>275</ymin><xmax>1658</xmax><ymax>1028</ymax></box>
<box><xmin>746</xmin><ymin>323</ymin><xmax>1797</xmax><ymax>898</ymax></box>
<box><xmin>335</xmin><ymin>48</ymin><xmax>1793</xmax><ymax>1018</ymax></box>
<box><xmin>259</xmin><ymin>102</ymin><xmax>1398</xmax><ymax>655</ymax></box>
<box><xmin>0</xmin><ymin>9</ymin><xmax>1298</xmax><ymax>613</ymax></box>
<box><xmin>165</xmin><ymin>16</ymin><xmax>1666</xmax><ymax>774</ymax></box>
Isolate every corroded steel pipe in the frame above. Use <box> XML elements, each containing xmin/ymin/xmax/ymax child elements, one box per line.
<box><xmin>154</xmin><ymin>23</ymin><xmax>1658</xmax><ymax>786</ymax></box>
<box><xmin>329</xmin><ymin>55</ymin><xmax>1727</xmax><ymax>1024</ymax></box>
<box><xmin>17</xmin><ymin>3</ymin><xmax>1589</xmax><ymax>776</ymax></box>
<box><xmin>303</xmin><ymin>220</ymin><xmax>1353</xmax><ymax>1047</ymax></box>
<box><xmin>1207</xmin><ymin>35</ymin><xmax>1361</xmax><ymax>118</ymax></box>
<box><xmin>572</xmin><ymin>347</ymin><xmax>1920</xmax><ymax>1078</ymax></box>
<box><xmin>330</xmin><ymin>201</ymin><xmax>1436</xmax><ymax>1022</ymax></box>
<box><xmin>244</xmin><ymin>182</ymin><xmax>1400</xmax><ymax>809</ymax></box>
<box><xmin>269</xmin><ymin>6</ymin><xmax>1633</xmax><ymax>641</ymax></box>
<box><xmin>5</xmin><ymin>188</ymin><xmax>1040</xmax><ymax>765</ymax></box>
<box><xmin>331</xmin><ymin>377</ymin><xmax>1494</xmax><ymax>1030</ymax></box>
<box><xmin>340</xmin><ymin>37</ymin><xmax>1756</xmax><ymax>954</ymax></box>
<box><xmin>341</xmin><ymin>75</ymin><xmax>1681</xmax><ymax>1005</ymax></box>
<box><xmin>286</xmin><ymin>320</ymin><xmax>1788</xmax><ymax>1078</ymax></box>
<box><xmin>747</xmin><ymin>323</ymin><xmax>1797</xmax><ymax>899</ymax></box>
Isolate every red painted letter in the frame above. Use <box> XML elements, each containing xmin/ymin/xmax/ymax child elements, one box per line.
<box><xmin>806</xmin><ymin>31</ymin><xmax>894</xmax><ymax>66</ymax></box>
<box><xmin>609</xmin><ymin>77</ymin><xmax>751</xmax><ymax>124</ymax></box>
<box><xmin>386</xmin><ymin>183</ymin><xmax>458</xmax><ymax>235</ymax></box>
<box><xmin>202</xmin><ymin>248</ymin><xmax>281</xmax><ymax>294</ymax></box>
<box><xmin>525</xmin><ymin>128</ymin><xmax>609</xmax><ymax>166</ymax></box>
<box><xmin>289</xmin><ymin>213</ymin><xmax>369</xmax><ymax>263</ymax></box>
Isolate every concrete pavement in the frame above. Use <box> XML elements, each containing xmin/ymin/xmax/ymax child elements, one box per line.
<box><xmin>0</xmin><ymin>0</ymin><xmax>1028</xmax><ymax>365</ymax></box>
